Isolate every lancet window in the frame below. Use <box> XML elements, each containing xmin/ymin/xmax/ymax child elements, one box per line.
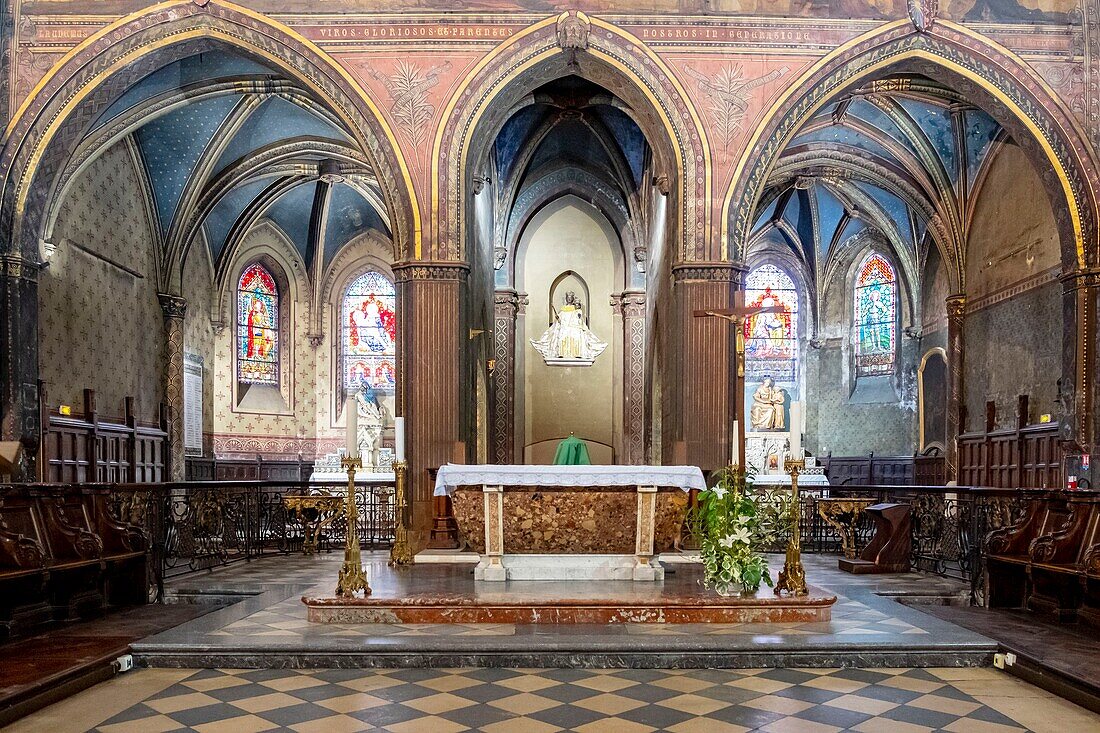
<box><xmin>743</xmin><ymin>264</ymin><xmax>799</xmax><ymax>384</ymax></box>
<box><xmin>854</xmin><ymin>253</ymin><xmax>897</xmax><ymax>376</ymax></box>
<box><xmin>342</xmin><ymin>271</ymin><xmax>397</xmax><ymax>395</ymax></box>
<box><xmin>236</xmin><ymin>263</ymin><xmax>280</xmax><ymax>385</ymax></box>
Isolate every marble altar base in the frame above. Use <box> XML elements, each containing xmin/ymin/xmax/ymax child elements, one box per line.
<box><xmin>303</xmin><ymin>583</ymin><xmax>836</xmax><ymax>625</ymax></box>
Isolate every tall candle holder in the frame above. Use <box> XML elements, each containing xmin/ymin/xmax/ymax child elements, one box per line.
<box><xmin>389</xmin><ymin>460</ymin><xmax>413</xmax><ymax>566</ymax></box>
<box><xmin>774</xmin><ymin>458</ymin><xmax>808</xmax><ymax>597</ymax></box>
<box><xmin>336</xmin><ymin>455</ymin><xmax>371</xmax><ymax>597</ymax></box>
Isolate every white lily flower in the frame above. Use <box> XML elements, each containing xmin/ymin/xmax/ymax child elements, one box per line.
<box><xmin>729</xmin><ymin>527</ymin><xmax>752</xmax><ymax>544</ymax></box>
<box><xmin>711</xmin><ymin>485</ymin><xmax>728</xmax><ymax>499</ymax></box>
<box><xmin>718</xmin><ymin>534</ymin><xmax>736</xmax><ymax>548</ymax></box>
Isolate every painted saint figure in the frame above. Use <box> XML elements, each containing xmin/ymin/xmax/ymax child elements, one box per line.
<box><xmin>750</xmin><ymin>377</ymin><xmax>786</xmax><ymax>431</ymax></box>
<box><xmin>246</xmin><ymin>298</ymin><xmax>273</xmax><ymax>359</ymax></box>
<box><xmin>530</xmin><ymin>291</ymin><xmax>608</xmax><ymax>365</ymax></box>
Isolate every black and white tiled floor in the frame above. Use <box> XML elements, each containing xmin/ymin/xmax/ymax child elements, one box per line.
<box><xmin>10</xmin><ymin>665</ymin><xmax>1099</xmax><ymax>733</ymax></box>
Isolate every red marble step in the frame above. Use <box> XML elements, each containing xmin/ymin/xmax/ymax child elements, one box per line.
<box><xmin>303</xmin><ymin>585</ymin><xmax>837</xmax><ymax>624</ymax></box>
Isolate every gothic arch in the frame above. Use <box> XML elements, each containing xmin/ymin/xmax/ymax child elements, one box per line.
<box><xmin>724</xmin><ymin>20</ymin><xmax>1099</xmax><ymax>274</ymax></box>
<box><xmin>431</xmin><ymin>12</ymin><xmax>711</xmax><ymax>263</ymax></box>
<box><xmin>0</xmin><ymin>0</ymin><xmax>418</xmax><ymax>270</ymax></box>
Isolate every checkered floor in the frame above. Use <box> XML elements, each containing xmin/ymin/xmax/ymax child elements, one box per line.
<box><xmin>78</xmin><ymin>666</ymin><xmax>1093</xmax><ymax>732</ymax></box>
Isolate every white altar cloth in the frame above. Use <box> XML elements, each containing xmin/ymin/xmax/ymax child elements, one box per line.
<box><xmin>433</xmin><ymin>464</ymin><xmax>706</xmax><ymax>497</ymax></box>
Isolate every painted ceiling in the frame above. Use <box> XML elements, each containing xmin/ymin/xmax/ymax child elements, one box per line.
<box><xmin>86</xmin><ymin>49</ymin><xmax>389</xmax><ymax>272</ymax></box>
<box><xmin>753</xmin><ymin>74</ymin><xmax>1006</xmax><ymax>287</ymax></box>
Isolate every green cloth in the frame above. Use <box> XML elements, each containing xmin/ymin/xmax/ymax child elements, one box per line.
<box><xmin>553</xmin><ymin>435</ymin><xmax>591</xmax><ymax>465</ymax></box>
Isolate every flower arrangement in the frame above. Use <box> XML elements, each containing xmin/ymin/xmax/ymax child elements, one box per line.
<box><xmin>694</xmin><ymin>467</ymin><xmax>789</xmax><ymax>596</ymax></box>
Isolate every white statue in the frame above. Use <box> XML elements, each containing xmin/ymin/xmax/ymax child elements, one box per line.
<box><xmin>531</xmin><ymin>291</ymin><xmax>608</xmax><ymax>366</ymax></box>
<box><xmin>356</xmin><ymin>384</ymin><xmax>386</xmax><ymax>468</ymax></box>
<box><xmin>750</xmin><ymin>377</ymin><xmax>786</xmax><ymax>431</ymax></box>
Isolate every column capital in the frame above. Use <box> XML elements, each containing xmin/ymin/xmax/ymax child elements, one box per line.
<box><xmin>671</xmin><ymin>261</ymin><xmax>748</xmax><ymax>284</ymax></box>
<box><xmin>611</xmin><ymin>290</ymin><xmax>647</xmax><ymax>317</ymax></box>
<box><xmin>945</xmin><ymin>293</ymin><xmax>966</xmax><ymax>319</ymax></box>
<box><xmin>493</xmin><ymin>288</ymin><xmax>528</xmax><ymax>315</ymax></box>
<box><xmin>392</xmin><ymin>261</ymin><xmax>469</xmax><ymax>283</ymax></box>
<box><xmin>1060</xmin><ymin>267</ymin><xmax>1100</xmax><ymax>292</ymax></box>
<box><xmin>157</xmin><ymin>293</ymin><xmax>187</xmax><ymax>320</ymax></box>
<box><xmin>0</xmin><ymin>254</ymin><xmax>38</xmax><ymax>282</ymax></box>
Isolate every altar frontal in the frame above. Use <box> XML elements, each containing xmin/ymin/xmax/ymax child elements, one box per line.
<box><xmin>434</xmin><ymin>464</ymin><xmax>705</xmax><ymax>582</ymax></box>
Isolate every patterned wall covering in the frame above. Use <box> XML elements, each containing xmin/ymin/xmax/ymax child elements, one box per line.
<box><xmin>182</xmin><ymin>236</ymin><xmax>216</xmax><ymax>455</ymax></box>
<box><xmin>39</xmin><ymin>140</ymin><xmax>165</xmax><ymax>421</ymax></box>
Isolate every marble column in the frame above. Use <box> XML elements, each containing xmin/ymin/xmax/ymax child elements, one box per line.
<box><xmin>491</xmin><ymin>289</ymin><xmax>525</xmax><ymax>464</ymax></box>
<box><xmin>0</xmin><ymin>254</ymin><xmax>39</xmax><ymax>480</ymax></box>
<box><xmin>394</xmin><ymin>261</ymin><xmax>469</xmax><ymax>546</ymax></box>
<box><xmin>612</xmin><ymin>291</ymin><xmax>646</xmax><ymax>465</ymax></box>
<box><xmin>159</xmin><ymin>294</ymin><xmax>187</xmax><ymax>482</ymax></box>
<box><xmin>1060</xmin><ymin>268</ymin><xmax>1099</xmax><ymax>450</ymax></box>
<box><xmin>668</xmin><ymin>262</ymin><xmax>744</xmax><ymax>471</ymax></box>
<box><xmin>945</xmin><ymin>293</ymin><xmax>965</xmax><ymax>481</ymax></box>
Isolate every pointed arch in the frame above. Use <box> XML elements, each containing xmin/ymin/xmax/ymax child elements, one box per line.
<box><xmin>431</xmin><ymin>13</ymin><xmax>711</xmax><ymax>262</ymax></box>
<box><xmin>724</xmin><ymin>20</ymin><xmax>1099</xmax><ymax>274</ymax></box>
<box><xmin>0</xmin><ymin>0</ymin><xmax>418</xmax><ymax>270</ymax></box>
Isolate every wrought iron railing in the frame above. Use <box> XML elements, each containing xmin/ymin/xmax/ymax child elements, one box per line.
<box><xmin>104</xmin><ymin>479</ymin><xmax>395</xmax><ymax>600</ymax></box>
<box><xmin>749</xmin><ymin>484</ymin><xmax>1033</xmax><ymax>603</ymax></box>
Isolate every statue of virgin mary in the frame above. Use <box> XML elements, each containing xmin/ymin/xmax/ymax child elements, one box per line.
<box><xmin>531</xmin><ymin>291</ymin><xmax>608</xmax><ymax>366</ymax></box>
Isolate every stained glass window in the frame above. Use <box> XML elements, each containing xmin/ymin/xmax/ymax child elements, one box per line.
<box><xmin>855</xmin><ymin>253</ymin><xmax>897</xmax><ymax>376</ymax></box>
<box><xmin>743</xmin><ymin>264</ymin><xmax>799</xmax><ymax>383</ymax></box>
<box><xmin>237</xmin><ymin>263</ymin><xmax>279</xmax><ymax>385</ymax></box>
<box><xmin>342</xmin><ymin>271</ymin><xmax>397</xmax><ymax>394</ymax></box>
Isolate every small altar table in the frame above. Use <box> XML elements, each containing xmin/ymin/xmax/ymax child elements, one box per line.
<box><xmin>433</xmin><ymin>464</ymin><xmax>705</xmax><ymax>581</ymax></box>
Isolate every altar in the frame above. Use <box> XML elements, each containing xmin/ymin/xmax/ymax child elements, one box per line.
<box><xmin>433</xmin><ymin>464</ymin><xmax>705</xmax><ymax>581</ymax></box>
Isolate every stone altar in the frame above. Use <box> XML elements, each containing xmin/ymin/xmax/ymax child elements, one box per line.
<box><xmin>433</xmin><ymin>464</ymin><xmax>704</xmax><ymax>581</ymax></box>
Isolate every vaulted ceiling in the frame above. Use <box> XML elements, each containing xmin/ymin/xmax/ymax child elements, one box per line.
<box><xmin>490</xmin><ymin>76</ymin><xmax>650</xmax><ymax>285</ymax></box>
<box><xmin>752</xmin><ymin>74</ymin><xmax>1007</xmax><ymax>292</ymax></box>
<box><xmin>51</xmin><ymin>49</ymin><xmax>390</xmax><ymax>281</ymax></box>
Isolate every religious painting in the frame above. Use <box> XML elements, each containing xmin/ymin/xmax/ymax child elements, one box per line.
<box><xmin>236</xmin><ymin>264</ymin><xmax>279</xmax><ymax>386</ymax></box>
<box><xmin>743</xmin><ymin>264</ymin><xmax>798</xmax><ymax>384</ymax></box>
<box><xmin>855</xmin><ymin>253</ymin><xmax>897</xmax><ymax>377</ymax></box>
<box><xmin>342</xmin><ymin>271</ymin><xmax>397</xmax><ymax>394</ymax></box>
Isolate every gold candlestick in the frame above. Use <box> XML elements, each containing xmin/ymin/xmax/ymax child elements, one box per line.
<box><xmin>389</xmin><ymin>460</ymin><xmax>413</xmax><ymax>566</ymax></box>
<box><xmin>336</xmin><ymin>455</ymin><xmax>371</xmax><ymax>597</ymax></box>
<box><xmin>774</xmin><ymin>458</ymin><xmax>808</xmax><ymax>597</ymax></box>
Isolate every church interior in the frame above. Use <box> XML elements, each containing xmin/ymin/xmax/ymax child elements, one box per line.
<box><xmin>3</xmin><ymin>1</ymin><xmax>1100</xmax><ymax>731</ymax></box>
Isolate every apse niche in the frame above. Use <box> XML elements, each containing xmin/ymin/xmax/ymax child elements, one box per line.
<box><xmin>486</xmin><ymin>76</ymin><xmax>650</xmax><ymax>465</ymax></box>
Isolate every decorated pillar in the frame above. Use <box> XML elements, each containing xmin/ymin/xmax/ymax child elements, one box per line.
<box><xmin>944</xmin><ymin>293</ymin><xmax>966</xmax><ymax>480</ymax></box>
<box><xmin>395</xmin><ymin>262</ymin><xmax>469</xmax><ymax>547</ymax></box>
<box><xmin>491</xmin><ymin>289</ymin><xmax>525</xmax><ymax>464</ymax></box>
<box><xmin>0</xmin><ymin>254</ymin><xmax>39</xmax><ymax>480</ymax></box>
<box><xmin>667</xmin><ymin>263</ymin><xmax>744</xmax><ymax>472</ymax></box>
<box><xmin>612</xmin><ymin>290</ymin><xmax>646</xmax><ymax>465</ymax></box>
<box><xmin>158</xmin><ymin>294</ymin><xmax>187</xmax><ymax>481</ymax></box>
<box><xmin>1060</xmin><ymin>268</ymin><xmax>1099</xmax><ymax>451</ymax></box>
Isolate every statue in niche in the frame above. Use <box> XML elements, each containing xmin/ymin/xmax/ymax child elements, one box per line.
<box><xmin>531</xmin><ymin>291</ymin><xmax>608</xmax><ymax>366</ymax></box>
<box><xmin>356</xmin><ymin>384</ymin><xmax>387</xmax><ymax>468</ymax></box>
<box><xmin>750</xmin><ymin>377</ymin><xmax>786</xmax><ymax>431</ymax></box>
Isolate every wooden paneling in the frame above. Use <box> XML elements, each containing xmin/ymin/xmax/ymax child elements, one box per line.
<box><xmin>40</xmin><ymin>388</ymin><xmax>167</xmax><ymax>484</ymax></box>
<box><xmin>958</xmin><ymin>397</ymin><xmax>1062</xmax><ymax>489</ymax></box>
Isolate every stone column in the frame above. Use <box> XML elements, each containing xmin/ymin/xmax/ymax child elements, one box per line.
<box><xmin>945</xmin><ymin>293</ymin><xmax>966</xmax><ymax>481</ymax></box>
<box><xmin>1061</xmin><ymin>268</ymin><xmax>1099</xmax><ymax>450</ymax></box>
<box><xmin>612</xmin><ymin>291</ymin><xmax>646</xmax><ymax>465</ymax></box>
<box><xmin>667</xmin><ymin>263</ymin><xmax>744</xmax><ymax>471</ymax></box>
<box><xmin>394</xmin><ymin>262</ymin><xmax>469</xmax><ymax>547</ymax></box>
<box><xmin>491</xmin><ymin>289</ymin><xmax>525</xmax><ymax>464</ymax></box>
<box><xmin>0</xmin><ymin>254</ymin><xmax>40</xmax><ymax>480</ymax></box>
<box><xmin>158</xmin><ymin>294</ymin><xmax>187</xmax><ymax>482</ymax></box>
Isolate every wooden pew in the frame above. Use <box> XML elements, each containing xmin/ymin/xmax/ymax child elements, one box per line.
<box><xmin>1026</xmin><ymin>494</ymin><xmax>1100</xmax><ymax>620</ymax></box>
<box><xmin>985</xmin><ymin>490</ymin><xmax>1061</xmax><ymax>609</ymax></box>
<box><xmin>0</xmin><ymin>494</ymin><xmax>50</xmax><ymax>640</ymax></box>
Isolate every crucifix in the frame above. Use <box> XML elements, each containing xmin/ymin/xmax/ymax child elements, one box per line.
<box><xmin>693</xmin><ymin>294</ymin><xmax>783</xmax><ymax>468</ymax></box>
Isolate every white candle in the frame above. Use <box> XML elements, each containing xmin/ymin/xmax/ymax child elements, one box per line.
<box><xmin>789</xmin><ymin>401</ymin><xmax>802</xmax><ymax>459</ymax></box>
<box><xmin>345</xmin><ymin>395</ymin><xmax>358</xmax><ymax>458</ymax></box>
<box><xmin>731</xmin><ymin>419</ymin><xmax>740</xmax><ymax>467</ymax></box>
<box><xmin>395</xmin><ymin>417</ymin><xmax>406</xmax><ymax>463</ymax></box>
